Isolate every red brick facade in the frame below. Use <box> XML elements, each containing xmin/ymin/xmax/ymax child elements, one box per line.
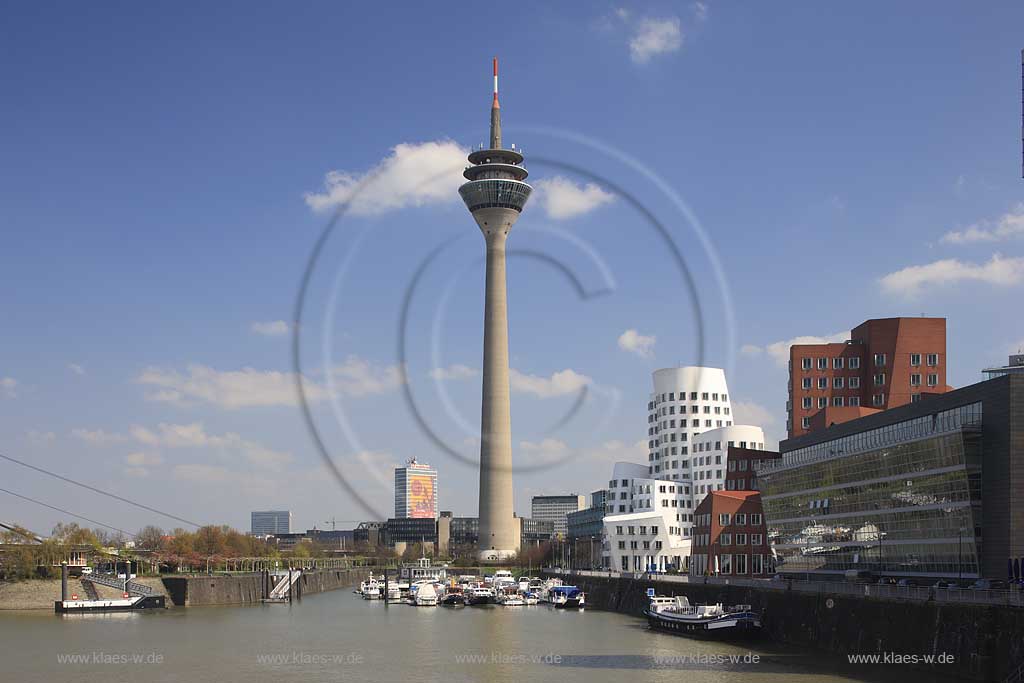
<box><xmin>787</xmin><ymin>317</ymin><xmax>951</xmax><ymax>438</ymax></box>
<box><xmin>690</xmin><ymin>490</ymin><xmax>773</xmax><ymax>576</ymax></box>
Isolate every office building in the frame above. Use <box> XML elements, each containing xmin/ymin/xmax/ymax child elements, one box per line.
<box><xmin>787</xmin><ymin>317</ymin><xmax>950</xmax><ymax>438</ymax></box>
<box><xmin>250</xmin><ymin>510</ymin><xmax>291</xmax><ymax>536</ymax></box>
<box><xmin>567</xmin><ymin>490</ymin><xmax>608</xmax><ymax>569</ymax></box>
<box><xmin>761</xmin><ymin>372</ymin><xmax>1024</xmax><ymax>580</ymax></box>
<box><xmin>983</xmin><ymin>353</ymin><xmax>1024</xmax><ymax>379</ymax></box>
<box><xmin>531</xmin><ymin>494</ymin><xmax>586</xmax><ymax>538</ymax></box>
<box><xmin>394</xmin><ymin>458</ymin><xmax>438</xmax><ymax>519</ymax></box>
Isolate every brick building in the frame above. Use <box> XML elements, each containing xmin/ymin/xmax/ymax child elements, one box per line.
<box><xmin>723</xmin><ymin>446</ymin><xmax>781</xmax><ymax>492</ymax></box>
<box><xmin>690</xmin><ymin>491</ymin><xmax>772</xmax><ymax>576</ymax></box>
<box><xmin>787</xmin><ymin>317</ymin><xmax>951</xmax><ymax>438</ymax></box>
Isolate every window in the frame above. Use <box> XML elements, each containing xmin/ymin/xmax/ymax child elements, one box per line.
<box><xmin>735</xmin><ymin>554</ymin><xmax>747</xmax><ymax>574</ymax></box>
<box><xmin>801</xmin><ymin>417</ymin><xmax>810</xmax><ymax>429</ymax></box>
<box><xmin>832</xmin><ymin>396</ymin><xmax>844</xmax><ymax>407</ymax></box>
<box><xmin>750</xmin><ymin>514</ymin><xmax>761</xmax><ymax>525</ymax></box>
<box><xmin>833</xmin><ymin>357</ymin><xmax>844</xmax><ymax>369</ymax></box>
<box><xmin>712</xmin><ymin>393</ymin><xmax>718</xmax><ymax>400</ymax></box>
<box><xmin>617</xmin><ymin>540</ymin><xmax>625</xmax><ymax>549</ymax></box>
<box><xmin>720</xmin><ymin>533</ymin><xmax>732</xmax><ymax>546</ymax></box>
<box><xmin>751</xmin><ymin>554</ymin><xmax>763</xmax><ymax>574</ymax></box>
<box><xmin>639</xmin><ymin>526</ymin><xmax>647</xmax><ymax>535</ymax></box>
<box><xmin>621</xmin><ymin>556</ymin><xmax>629</xmax><ymax>571</ymax></box>
<box><xmin>702</xmin><ymin>392</ymin><xmax>709</xmax><ymax>400</ymax></box>
<box><xmin>651</xmin><ymin>526</ymin><xmax>658</xmax><ymax>535</ymax></box>
<box><xmin>927</xmin><ymin>354</ymin><xmax>938</xmax><ymax>367</ymax></box>
<box><xmin>910</xmin><ymin>353</ymin><xmax>921</xmax><ymax>367</ymax></box>
<box><xmin>801</xmin><ymin>358</ymin><xmax>812</xmax><ymax>370</ymax></box>
<box><xmin>874</xmin><ymin>373</ymin><xmax>885</xmax><ymax>386</ymax></box>
<box><xmin>833</xmin><ymin>376</ymin><xmax>844</xmax><ymax>389</ymax></box>
<box><xmin>818</xmin><ymin>397</ymin><xmax>827</xmax><ymax>409</ymax></box>
<box><xmin>874</xmin><ymin>353</ymin><xmax>886</xmax><ymax>366</ymax></box>
<box><xmin>736</xmin><ymin>533</ymin><xmax>747</xmax><ymax>545</ymax></box>
<box><xmin>734</xmin><ymin>513</ymin><xmax>746</xmax><ymax>525</ymax></box>
<box><xmin>910</xmin><ymin>373</ymin><xmax>921</xmax><ymax>386</ymax></box>
<box><xmin>722</xmin><ymin>394</ymin><xmax>728</xmax><ymax>401</ymax></box>
<box><xmin>719</xmin><ymin>513</ymin><xmax>731</xmax><ymax>526</ymax></box>
<box><xmin>817</xmin><ymin>357</ymin><xmax>828</xmax><ymax>370</ymax></box>
<box><xmin>802</xmin><ymin>397</ymin><xmax>812</xmax><ymax>409</ymax></box>
<box><xmin>720</xmin><ymin>554</ymin><xmax>732</xmax><ymax>574</ymax></box>
<box><xmin>691</xmin><ymin>405</ymin><xmax>698</xmax><ymax>413</ymax></box>
<box><xmin>751</xmin><ymin>534</ymin><xmax>763</xmax><ymax>546</ymax></box>
<box><xmin>849</xmin><ymin>377</ymin><xmax>861</xmax><ymax>389</ymax></box>
<box><xmin>817</xmin><ymin>377</ymin><xmax>828</xmax><ymax>390</ymax></box>
<box><xmin>690</xmin><ymin>392</ymin><xmax>697</xmax><ymax>400</ymax></box>
<box><xmin>615</xmin><ymin>526</ymin><xmax>623</xmax><ymax>535</ymax></box>
<box><xmin>628</xmin><ymin>526</ymin><xmax>635</xmax><ymax>535</ymax></box>
<box><xmin>928</xmin><ymin>374</ymin><xmax>938</xmax><ymax>387</ymax></box>
<box><xmin>849</xmin><ymin>357</ymin><xmax>861</xmax><ymax>369</ymax></box>
<box><xmin>873</xmin><ymin>393</ymin><xmax>885</xmax><ymax>407</ymax></box>
<box><xmin>911</xmin><ymin>393</ymin><xmax>921</xmax><ymax>403</ymax></box>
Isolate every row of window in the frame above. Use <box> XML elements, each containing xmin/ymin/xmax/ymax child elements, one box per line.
<box><xmin>613</xmin><ymin>524</ymin><xmax>659</xmax><ymax>536</ymax></box>
<box><xmin>802</xmin><ymin>376</ymin><xmax>861</xmax><ymax>390</ymax></box>
<box><xmin>800</xmin><ymin>353</ymin><xmax>939</xmax><ymax>371</ymax></box>
<box><xmin>694</xmin><ymin>512</ymin><xmax>763</xmax><ymax>527</ymax></box>
<box><xmin>693</xmin><ymin>533</ymin><xmax>764</xmax><ymax>547</ymax></box>
<box><xmin>690</xmin><ymin>553</ymin><xmax>770</xmax><ymax>575</ymax></box>
<box><xmin>652</xmin><ymin>391</ymin><xmax>728</xmax><ymax>405</ymax></box>
<box><xmin>652</xmin><ymin>404</ymin><xmax>731</xmax><ymax>418</ymax></box>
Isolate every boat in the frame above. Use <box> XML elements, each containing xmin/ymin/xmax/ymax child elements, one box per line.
<box><xmin>359</xmin><ymin>574</ymin><xmax>381</xmax><ymax>600</ymax></box>
<box><xmin>414</xmin><ymin>582</ymin><xmax>439</xmax><ymax>606</ymax></box>
<box><xmin>385</xmin><ymin>584</ymin><xmax>403</xmax><ymax>602</ymax></box>
<box><xmin>549</xmin><ymin>585</ymin><xmax>585</xmax><ymax>609</ymax></box>
<box><xmin>464</xmin><ymin>586</ymin><xmax>493</xmax><ymax>606</ymax></box>
<box><xmin>644</xmin><ymin>595</ymin><xmax>761</xmax><ymax>638</ymax></box>
<box><xmin>537</xmin><ymin>578</ymin><xmax>563</xmax><ymax>603</ymax></box>
<box><xmin>523</xmin><ymin>592</ymin><xmax>539</xmax><ymax>605</ymax></box>
<box><xmin>441</xmin><ymin>588</ymin><xmax>465</xmax><ymax>607</ymax></box>
<box><xmin>495</xmin><ymin>585</ymin><xmax>523</xmax><ymax>606</ymax></box>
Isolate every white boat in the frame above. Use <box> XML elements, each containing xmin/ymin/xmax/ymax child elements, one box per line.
<box><xmin>359</xmin><ymin>573</ymin><xmax>381</xmax><ymax>599</ymax></box>
<box><xmin>495</xmin><ymin>585</ymin><xmax>523</xmax><ymax>605</ymax></box>
<box><xmin>523</xmin><ymin>593</ymin><xmax>539</xmax><ymax>605</ymax></box>
<box><xmin>644</xmin><ymin>595</ymin><xmax>761</xmax><ymax>638</ymax></box>
<box><xmin>537</xmin><ymin>578</ymin><xmax>563</xmax><ymax>603</ymax></box>
<box><xmin>415</xmin><ymin>582</ymin><xmax>439</xmax><ymax>606</ymax></box>
<box><xmin>464</xmin><ymin>585</ymin><xmax>493</xmax><ymax>606</ymax></box>
<box><xmin>549</xmin><ymin>585</ymin><xmax>585</xmax><ymax>609</ymax></box>
<box><xmin>385</xmin><ymin>585</ymin><xmax>403</xmax><ymax>602</ymax></box>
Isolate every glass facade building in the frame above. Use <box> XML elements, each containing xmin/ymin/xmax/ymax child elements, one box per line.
<box><xmin>760</xmin><ymin>403</ymin><xmax>984</xmax><ymax>579</ymax></box>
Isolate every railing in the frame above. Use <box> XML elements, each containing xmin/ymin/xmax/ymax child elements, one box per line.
<box><xmin>545</xmin><ymin>569</ymin><xmax>1024</xmax><ymax>607</ymax></box>
<box><xmin>269</xmin><ymin>570</ymin><xmax>302</xmax><ymax>600</ymax></box>
<box><xmin>83</xmin><ymin>572</ymin><xmax>158</xmax><ymax>597</ymax></box>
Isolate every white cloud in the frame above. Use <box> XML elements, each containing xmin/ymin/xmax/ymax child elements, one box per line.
<box><xmin>251</xmin><ymin>320</ymin><xmax>289</xmax><ymax>336</ymax></box>
<box><xmin>125</xmin><ymin>422</ymin><xmax>292</xmax><ymax>470</ymax></box>
<box><xmin>68</xmin><ymin>363</ymin><xmax>85</xmax><ymax>376</ymax></box>
<box><xmin>739</xmin><ymin>344</ymin><xmax>762</xmax><ymax>357</ymax></box>
<box><xmin>27</xmin><ymin>430</ymin><xmax>56</xmax><ymax>444</ymax></box>
<box><xmin>940</xmin><ymin>204</ymin><xmax>1024</xmax><ymax>245</ymax></box>
<box><xmin>879</xmin><ymin>254</ymin><xmax>1024</xmax><ymax>297</ymax></box>
<box><xmin>617</xmin><ymin>329</ymin><xmax>656</xmax><ymax>358</ymax></box>
<box><xmin>125</xmin><ymin>452</ymin><xmax>163</xmax><ymax>467</ymax></box>
<box><xmin>353</xmin><ymin>450</ymin><xmax>398</xmax><ymax>491</ymax></box>
<box><xmin>428</xmin><ymin>364</ymin><xmax>478</xmax><ymax>381</ymax></box>
<box><xmin>731</xmin><ymin>400</ymin><xmax>778</xmax><ymax>428</ymax></box>
<box><xmin>136</xmin><ymin>358</ymin><xmax>402</xmax><ymax>409</ymax></box>
<box><xmin>1</xmin><ymin>377</ymin><xmax>17</xmax><ymax>398</ymax></box>
<box><xmin>509</xmin><ymin>368</ymin><xmax>592</xmax><ymax>398</ymax></box>
<box><xmin>71</xmin><ymin>428</ymin><xmax>129</xmax><ymax>444</ymax></box>
<box><xmin>533</xmin><ymin>176</ymin><xmax>615</xmax><ymax>220</ymax></box>
<box><xmin>630</xmin><ymin>17</ymin><xmax>683</xmax><ymax>63</ymax></box>
<box><xmin>692</xmin><ymin>1</ymin><xmax>708</xmax><ymax>21</ymax></box>
<box><xmin>745</xmin><ymin>331</ymin><xmax>849</xmax><ymax>367</ymax></box>
<box><xmin>518</xmin><ymin>438</ymin><xmax>571</xmax><ymax>464</ymax></box>
<box><xmin>304</xmin><ymin>141</ymin><xmax>467</xmax><ymax>215</ymax></box>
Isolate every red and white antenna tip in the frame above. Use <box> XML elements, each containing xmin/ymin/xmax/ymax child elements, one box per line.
<box><xmin>492</xmin><ymin>57</ymin><xmax>499</xmax><ymax>105</ymax></box>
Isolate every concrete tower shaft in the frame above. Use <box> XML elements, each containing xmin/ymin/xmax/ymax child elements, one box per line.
<box><xmin>458</xmin><ymin>58</ymin><xmax>532</xmax><ymax>561</ymax></box>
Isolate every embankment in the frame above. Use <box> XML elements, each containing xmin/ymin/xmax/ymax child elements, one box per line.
<box><xmin>544</xmin><ymin>572</ymin><xmax>1024</xmax><ymax>681</ymax></box>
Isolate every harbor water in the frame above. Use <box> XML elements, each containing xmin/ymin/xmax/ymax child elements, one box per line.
<box><xmin>0</xmin><ymin>587</ymin><xmax>960</xmax><ymax>682</ymax></box>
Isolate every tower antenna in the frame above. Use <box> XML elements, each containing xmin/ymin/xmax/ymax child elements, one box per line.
<box><xmin>490</xmin><ymin>57</ymin><xmax>501</xmax><ymax>149</ymax></box>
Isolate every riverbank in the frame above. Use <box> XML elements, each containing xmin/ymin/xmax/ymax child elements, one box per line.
<box><xmin>542</xmin><ymin>571</ymin><xmax>1024</xmax><ymax>681</ymax></box>
<box><xmin>0</xmin><ymin>568</ymin><xmax>373</xmax><ymax>610</ymax></box>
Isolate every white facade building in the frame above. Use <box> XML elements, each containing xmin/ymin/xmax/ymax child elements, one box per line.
<box><xmin>600</xmin><ymin>367</ymin><xmax>768</xmax><ymax>570</ymax></box>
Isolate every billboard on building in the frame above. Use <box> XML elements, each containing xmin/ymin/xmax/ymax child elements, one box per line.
<box><xmin>408</xmin><ymin>473</ymin><xmax>436</xmax><ymax>519</ymax></box>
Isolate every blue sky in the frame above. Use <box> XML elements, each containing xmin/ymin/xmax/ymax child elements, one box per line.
<box><xmin>2</xmin><ymin>2</ymin><xmax>1023</xmax><ymax>536</ymax></box>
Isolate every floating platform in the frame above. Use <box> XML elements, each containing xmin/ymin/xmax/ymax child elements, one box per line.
<box><xmin>55</xmin><ymin>595</ymin><xmax>166</xmax><ymax>613</ymax></box>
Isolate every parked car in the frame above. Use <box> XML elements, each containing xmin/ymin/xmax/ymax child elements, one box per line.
<box><xmin>896</xmin><ymin>578</ymin><xmax>916</xmax><ymax>587</ymax></box>
<box><xmin>969</xmin><ymin>579</ymin><xmax>1007</xmax><ymax>590</ymax></box>
<box><xmin>80</xmin><ymin>566</ymin><xmax>93</xmax><ymax>575</ymax></box>
<box><xmin>877</xmin><ymin>577</ymin><xmax>896</xmax><ymax>585</ymax></box>
<box><xmin>769</xmin><ymin>573</ymin><xmax>786</xmax><ymax>583</ymax></box>
<box><xmin>932</xmin><ymin>580</ymin><xmax>957</xmax><ymax>589</ymax></box>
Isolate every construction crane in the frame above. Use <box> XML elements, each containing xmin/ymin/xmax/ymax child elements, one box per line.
<box><xmin>323</xmin><ymin>518</ymin><xmax>361</xmax><ymax>531</ymax></box>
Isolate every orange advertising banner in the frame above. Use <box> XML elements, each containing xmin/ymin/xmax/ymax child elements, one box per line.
<box><xmin>408</xmin><ymin>474</ymin><xmax>435</xmax><ymax>519</ymax></box>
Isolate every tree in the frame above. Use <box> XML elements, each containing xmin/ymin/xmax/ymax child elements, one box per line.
<box><xmin>136</xmin><ymin>525</ymin><xmax>165</xmax><ymax>551</ymax></box>
<box><xmin>194</xmin><ymin>526</ymin><xmax>226</xmax><ymax>556</ymax></box>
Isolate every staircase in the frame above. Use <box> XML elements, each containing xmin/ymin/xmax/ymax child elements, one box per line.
<box><xmin>267</xmin><ymin>571</ymin><xmax>302</xmax><ymax>601</ymax></box>
<box><xmin>84</xmin><ymin>572</ymin><xmax>158</xmax><ymax>597</ymax></box>
<box><xmin>80</xmin><ymin>579</ymin><xmax>99</xmax><ymax>600</ymax></box>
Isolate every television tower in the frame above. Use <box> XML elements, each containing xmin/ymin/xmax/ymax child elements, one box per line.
<box><xmin>458</xmin><ymin>58</ymin><xmax>532</xmax><ymax>560</ymax></box>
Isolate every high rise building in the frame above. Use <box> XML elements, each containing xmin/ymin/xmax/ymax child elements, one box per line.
<box><xmin>787</xmin><ymin>317</ymin><xmax>950</xmax><ymax>438</ymax></box>
<box><xmin>250</xmin><ymin>510</ymin><xmax>291</xmax><ymax>536</ymax></box>
<box><xmin>530</xmin><ymin>494</ymin><xmax>586</xmax><ymax>538</ymax></box>
<box><xmin>394</xmin><ymin>458</ymin><xmax>437</xmax><ymax>519</ymax></box>
<box><xmin>460</xmin><ymin>58</ymin><xmax>533</xmax><ymax>561</ymax></box>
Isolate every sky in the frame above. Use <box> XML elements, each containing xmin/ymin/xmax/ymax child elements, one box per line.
<box><xmin>2</xmin><ymin>1</ymin><xmax>1023</xmax><ymax>537</ymax></box>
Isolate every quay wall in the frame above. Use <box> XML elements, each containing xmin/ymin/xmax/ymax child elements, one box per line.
<box><xmin>162</xmin><ymin>567</ymin><xmax>374</xmax><ymax>607</ymax></box>
<box><xmin>542</xmin><ymin>572</ymin><xmax>1024</xmax><ymax>681</ymax></box>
